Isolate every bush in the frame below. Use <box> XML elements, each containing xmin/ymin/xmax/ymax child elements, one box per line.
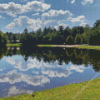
<box><xmin>75</xmin><ymin>34</ymin><xmax>82</xmax><ymax>44</ymax></box>
<box><xmin>66</xmin><ymin>36</ymin><xmax>74</xmax><ymax>45</ymax></box>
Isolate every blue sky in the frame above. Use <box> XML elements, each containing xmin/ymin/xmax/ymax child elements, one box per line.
<box><xmin>0</xmin><ymin>0</ymin><xmax>99</xmax><ymax>33</ymax></box>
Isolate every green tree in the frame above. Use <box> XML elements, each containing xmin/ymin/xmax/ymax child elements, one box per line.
<box><xmin>0</xmin><ymin>31</ymin><xmax>8</xmax><ymax>46</ymax></box>
<box><xmin>75</xmin><ymin>34</ymin><xmax>83</xmax><ymax>44</ymax></box>
<box><xmin>94</xmin><ymin>20</ymin><xmax>100</xmax><ymax>28</ymax></box>
<box><xmin>13</xmin><ymin>35</ymin><xmax>17</xmax><ymax>43</ymax></box>
<box><xmin>23</xmin><ymin>28</ymin><xmax>28</xmax><ymax>34</ymax></box>
<box><xmin>66</xmin><ymin>36</ymin><xmax>74</xmax><ymax>45</ymax></box>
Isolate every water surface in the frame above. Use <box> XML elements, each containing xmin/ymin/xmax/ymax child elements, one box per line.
<box><xmin>0</xmin><ymin>47</ymin><xmax>100</xmax><ymax>97</ymax></box>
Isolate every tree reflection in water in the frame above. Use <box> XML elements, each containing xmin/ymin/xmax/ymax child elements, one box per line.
<box><xmin>1</xmin><ymin>47</ymin><xmax>100</xmax><ymax>72</ymax></box>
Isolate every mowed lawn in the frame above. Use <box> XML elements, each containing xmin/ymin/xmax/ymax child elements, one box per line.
<box><xmin>1</xmin><ymin>77</ymin><xmax>100</xmax><ymax>100</ymax></box>
<box><xmin>76</xmin><ymin>45</ymin><xmax>100</xmax><ymax>50</ymax></box>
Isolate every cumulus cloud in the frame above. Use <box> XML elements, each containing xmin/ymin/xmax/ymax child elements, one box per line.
<box><xmin>0</xmin><ymin>1</ymin><xmax>51</xmax><ymax>17</ymax></box>
<box><xmin>70</xmin><ymin>15</ymin><xmax>85</xmax><ymax>23</ymax></box>
<box><xmin>66</xmin><ymin>65</ymin><xmax>85</xmax><ymax>73</ymax></box>
<box><xmin>41</xmin><ymin>70</ymin><xmax>71</xmax><ymax>78</ymax></box>
<box><xmin>71</xmin><ymin>0</ymin><xmax>75</xmax><ymax>4</ymax></box>
<box><xmin>41</xmin><ymin>9</ymin><xmax>73</xmax><ymax>28</ymax></box>
<box><xmin>42</xmin><ymin>9</ymin><xmax>73</xmax><ymax>20</ymax></box>
<box><xmin>80</xmin><ymin>22</ymin><xmax>87</xmax><ymax>27</ymax></box>
<box><xmin>8</xmin><ymin>86</ymin><xmax>33</xmax><ymax>97</ymax></box>
<box><xmin>41</xmin><ymin>64</ymin><xmax>85</xmax><ymax>78</ymax></box>
<box><xmin>13</xmin><ymin>58</ymin><xmax>60</xmax><ymax>71</ymax></box>
<box><xmin>32</xmin><ymin>13</ymin><xmax>39</xmax><ymax>16</ymax></box>
<box><xmin>69</xmin><ymin>15</ymin><xmax>87</xmax><ymax>26</ymax></box>
<box><xmin>6</xmin><ymin>16</ymin><xmax>42</xmax><ymax>30</ymax></box>
<box><xmin>0</xmin><ymin>70</ymin><xmax>50</xmax><ymax>86</ymax></box>
<box><xmin>14</xmin><ymin>58</ymin><xmax>42</xmax><ymax>71</ymax></box>
<box><xmin>6</xmin><ymin>57</ymin><xmax>15</xmax><ymax>65</ymax></box>
<box><xmin>82</xmin><ymin>0</ymin><xmax>94</xmax><ymax>5</ymax></box>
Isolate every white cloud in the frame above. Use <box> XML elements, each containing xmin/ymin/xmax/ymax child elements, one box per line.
<box><xmin>82</xmin><ymin>0</ymin><xmax>94</xmax><ymax>5</ymax></box>
<box><xmin>6</xmin><ymin>22</ymin><xmax>16</xmax><ymax>29</ymax></box>
<box><xmin>0</xmin><ymin>70</ymin><xmax>50</xmax><ymax>86</ymax></box>
<box><xmin>59</xmin><ymin>23</ymin><xmax>68</xmax><ymax>27</ymax></box>
<box><xmin>42</xmin><ymin>9</ymin><xmax>73</xmax><ymax>20</ymax></box>
<box><xmin>14</xmin><ymin>58</ymin><xmax>60</xmax><ymax>71</ymax></box>
<box><xmin>8</xmin><ymin>86</ymin><xmax>33</xmax><ymax>97</ymax></box>
<box><xmin>41</xmin><ymin>70</ymin><xmax>71</xmax><ymax>78</ymax></box>
<box><xmin>66</xmin><ymin>65</ymin><xmax>85</xmax><ymax>73</ymax></box>
<box><xmin>0</xmin><ymin>1</ymin><xmax>51</xmax><ymax>17</ymax></box>
<box><xmin>6</xmin><ymin>57</ymin><xmax>15</xmax><ymax>65</ymax></box>
<box><xmin>32</xmin><ymin>13</ymin><xmax>39</xmax><ymax>16</ymax></box>
<box><xmin>80</xmin><ymin>22</ymin><xmax>87</xmax><ymax>27</ymax></box>
<box><xmin>41</xmin><ymin>9</ymin><xmax>73</xmax><ymax>29</ymax></box>
<box><xmin>14</xmin><ymin>58</ymin><xmax>42</xmax><ymax>71</ymax></box>
<box><xmin>43</xmin><ymin>20</ymin><xmax>56</xmax><ymax>25</ymax></box>
<box><xmin>69</xmin><ymin>15</ymin><xmax>87</xmax><ymax>26</ymax></box>
<box><xmin>6</xmin><ymin>16</ymin><xmax>42</xmax><ymax>30</ymax></box>
<box><xmin>70</xmin><ymin>15</ymin><xmax>85</xmax><ymax>23</ymax></box>
<box><xmin>71</xmin><ymin>0</ymin><xmax>75</xmax><ymax>4</ymax></box>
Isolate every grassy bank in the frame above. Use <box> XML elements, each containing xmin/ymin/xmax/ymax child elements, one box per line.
<box><xmin>1</xmin><ymin>77</ymin><xmax>100</xmax><ymax>100</ymax></box>
<box><xmin>76</xmin><ymin>45</ymin><xmax>100</xmax><ymax>50</ymax></box>
<box><xmin>6</xmin><ymin>43</ymin><xmax>22</xmax><ymax>47</ymax></box>
<box><xmin>37</xmin><ymin>44</ymin><xmax>59</xmax><ymax>47</ymax></box>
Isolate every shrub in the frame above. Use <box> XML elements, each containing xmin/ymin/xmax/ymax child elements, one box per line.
<box><xmin>75</xmin><ymin>34</ymin><xmax>82</xmax><ymax>44</ymax></box>
<box><xmin>66</xmin><ymin>36</ymin><xmax>74</xmax><ymax>45</ymax></box>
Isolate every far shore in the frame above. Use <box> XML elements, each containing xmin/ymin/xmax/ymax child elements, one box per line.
<box><xmin>6</xmin><ymin>43</ymin><xmax>100</xmax><ymax>50</ymax></box>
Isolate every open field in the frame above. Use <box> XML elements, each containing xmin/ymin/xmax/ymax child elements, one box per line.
<box><xmin>1</xmin><ymin>77</ymin><xmax>100</xmax><ymax>100</ymax></box>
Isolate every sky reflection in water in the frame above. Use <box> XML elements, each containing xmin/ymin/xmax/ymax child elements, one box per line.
<box><xmin>0</xmin><ymin>47</ymin><xmax>100</xmax><ymax>97</ymax></box>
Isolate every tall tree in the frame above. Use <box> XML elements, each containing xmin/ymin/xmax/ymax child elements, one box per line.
<box><xmin>23</xmin><ymin>28</ymin><xmax>28</xmax><ymax>34</ymax></box>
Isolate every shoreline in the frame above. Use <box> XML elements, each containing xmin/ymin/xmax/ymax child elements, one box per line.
<box><xmin>1</xmin><ymin>77</ymin><xmax>100</xmax><ymax>100</ymax></box>
<box><xmin>6</xmin><ymin>43</ymin><xmax>100</xmax><ymax>50</ymax></box>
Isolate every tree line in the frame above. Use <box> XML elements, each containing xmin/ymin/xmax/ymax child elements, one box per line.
<box><xmin>13</xmin><ymin>19</ymin><xmax>100</xmax><ymax>46</ymax></box>
<box><xmin>1</xmin><ymin>19</ymin><xmax>100</xmax><ymax>46</ymax></box>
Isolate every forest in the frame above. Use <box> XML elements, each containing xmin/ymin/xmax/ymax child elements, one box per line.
<box><xmin>1</xmin><ymin>19</ymin><xmax>100</xmax><ymax>46</ymax></box>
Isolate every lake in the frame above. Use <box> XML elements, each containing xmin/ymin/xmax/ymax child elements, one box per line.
<box><xmin>0</xmin><ymin>47</ymin><xmax>100</xmax><ymax>97</ymax></box>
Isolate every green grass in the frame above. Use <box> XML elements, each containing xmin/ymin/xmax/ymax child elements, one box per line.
<box><xmin>76</xmin><ymin>45</ymin><xmax>100</xmax><ymax>50</ymax></box>
<box><xmin>6</xmin><ymin>43</ymin><xmax>22</xmax><ymax>47</ymax></box>
<box><xmin>1</xmin><ymin>77</ymin><xmax>100</xmax><ymax>100</ymax></box>
<box><xmin>37</xmin><ymin>44</ymin><xmax>57</xmax><ymax>47</ymax></box>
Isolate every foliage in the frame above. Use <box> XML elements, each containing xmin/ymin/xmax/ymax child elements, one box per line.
<box><xmin>6</xmin><ymin>43</ymin><xmax>22</xmax><ymax>47</ymax></box>
<box><xmin>66</xmin><ymin>36</ymin><xmax>74</xmax><ymax>45</ymax></box>
<box><xmin>0</xmin><ymin>31</ymin><xmax>8</xmax><ymax>46</ymax></box>
<box><xmin>75</xmin><ymin>34</ymin><xmax>83</xmax><ymax>44</ymax></box>
<box><xmin>5</xmin><ymin>19</ymin><xmax>100</xmax><ymax>46</ymax></box>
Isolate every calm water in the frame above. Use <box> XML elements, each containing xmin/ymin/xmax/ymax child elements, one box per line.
<box><xmin>0</xmin><ymin>47</ymin><xmax>100</xmax><ymax>97</ymax></box>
